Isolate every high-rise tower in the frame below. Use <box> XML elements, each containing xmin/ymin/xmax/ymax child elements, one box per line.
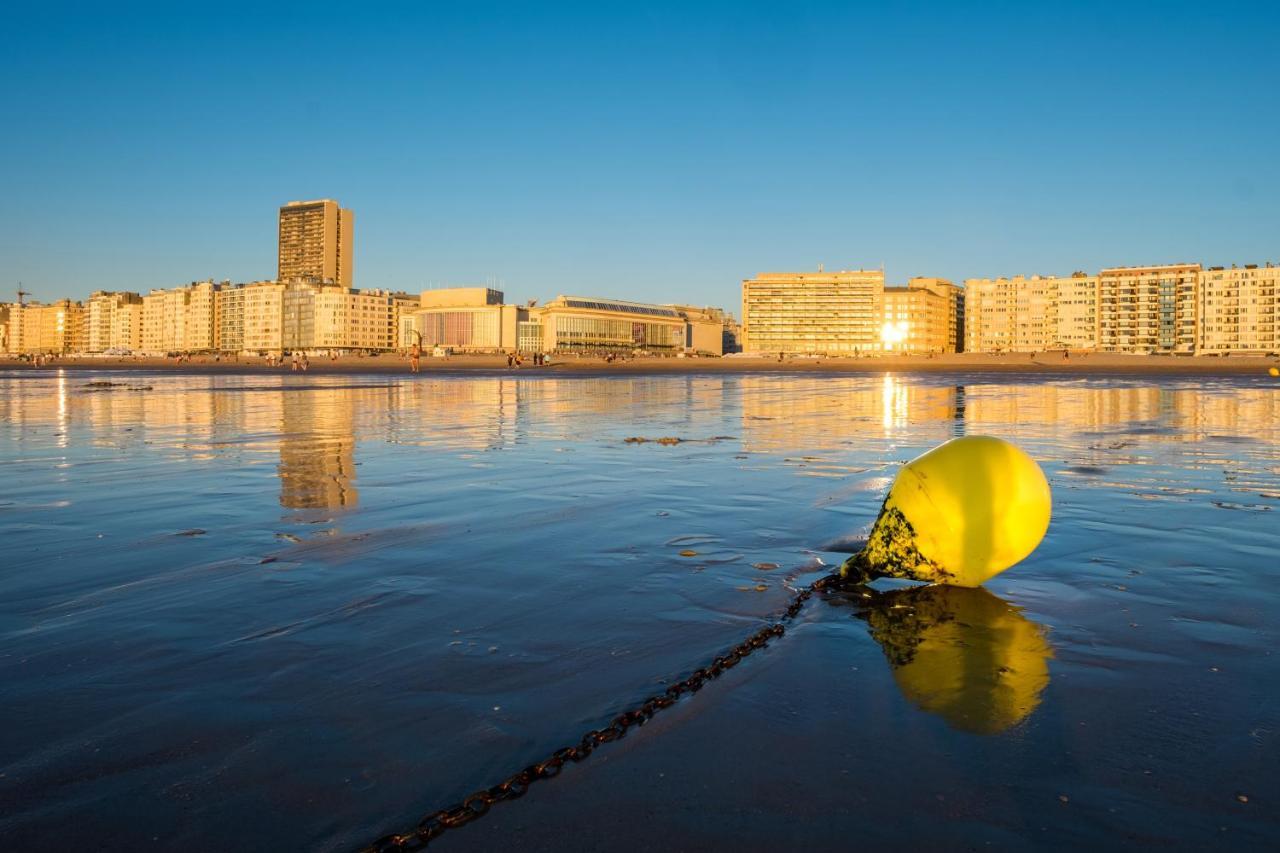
<box><xmin>277</xmin><ymin>199</ymin><xmax>354</xmax><ymax>286</ymax></box>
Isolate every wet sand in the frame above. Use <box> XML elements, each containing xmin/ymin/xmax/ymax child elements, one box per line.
<box><xmin>2</xmin><ymin>372</ymin><xmax>1278</xmax><ymax>850</ymax></box>
<box><xmin>4</xmin><ymin>351</ymin><xmax>1279</xmax><ymax>376</ymax></box>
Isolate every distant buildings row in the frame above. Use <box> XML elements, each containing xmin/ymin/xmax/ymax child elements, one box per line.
<box><xmin>0</xmin><ymin>283</ymin><xmax>733</xmax><ymax>357</ymax></box>
<box><xmin>964</xmin><ymin>263</ymin><xmax>1278</xmax><ymax>355</ymax></box>
<box><xmin>4</xmin><ymin>196</ymin><xmax>1277</xmax><ymax>358</ymax></box>
<box><xmin>0</xmin><ymin>281</ymin><xmax>420</xmax><ymax>355</ymax></box>
<box><xmin>0</xmin><ymin>198</ymin><xmax>734</xmax><ymax>357</ymax></box>
<box><xmin>741</xmin><ymin>262</ymin><xmax>1280</xmax><ymax>356</ymax></box>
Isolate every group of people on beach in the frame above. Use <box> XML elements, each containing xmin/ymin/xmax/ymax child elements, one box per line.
<box><xmin>505</xmin><ymin>351</ymin><xmax>548</xmax><ymax>368</ymax></box>
<box><xmin>259</xmin><ymin>351</ymin><xmax>310</xmax><ymax>370</ymax></box>
<box><xmin>19</xmin><ymin>352</ymin><xmax>57</xmax><ymax>367</ymax></box>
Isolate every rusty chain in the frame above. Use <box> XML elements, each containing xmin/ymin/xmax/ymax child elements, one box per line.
<box><xmin>362</xmin><ymin>572</ymin><xmax>840</xmax><ymax>852</ymax></box>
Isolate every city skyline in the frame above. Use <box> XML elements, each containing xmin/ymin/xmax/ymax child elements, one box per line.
<box><xmin>4</xmin><ymin>3</ymin><xmax>1279</xmax><ymax>305</ymax></box>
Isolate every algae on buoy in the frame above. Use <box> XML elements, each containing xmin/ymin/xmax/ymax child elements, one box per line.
<box><xmin>842</xmin><ymin>435</ymin><xmax>1051</xmax><ymax>587</ymax></box>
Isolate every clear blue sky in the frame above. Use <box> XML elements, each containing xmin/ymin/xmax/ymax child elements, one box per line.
<box><xmin>3</xmin><ymin>1</ymin><xmax>1278</xmax><ymax>309</ymax></box>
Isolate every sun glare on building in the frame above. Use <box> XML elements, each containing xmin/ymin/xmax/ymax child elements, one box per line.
<box><xmin>881</xmin><ymin>320</ymin><xmax>909</xmax><ymax>350</ymax></box>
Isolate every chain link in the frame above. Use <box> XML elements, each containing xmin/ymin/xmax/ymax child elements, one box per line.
<box><xmin>362</xmin><ymin>572</ymin><xmax>839</xmax><ymax>852</ymax></box>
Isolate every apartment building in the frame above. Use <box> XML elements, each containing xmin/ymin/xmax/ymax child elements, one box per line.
<box><xmin>217</xmin><ymin>284</ymin><xmax>248</xmax><ymax>353</ymax></box>
<box><xmin>111</xmin><ymin>299</ymin><xmax>143</xmax><ymax>351</ymax></box>
<box><xmin>1198</xmin><ymin>264</ymin><xmax>1279</xmax><ymax>354</ymax></box>
<box><xmin>963</xmin><ymin>277</ymin><xmax>1022</xmax><ymax>352</ymax></box>
<box><xmin>965</xmin><ymin>274</ymin><xmax>1097</xmax><ymax>352</ymax></box>
<box><xmin>265</xmin><ymin>282</ymin><xmax>411</xmax><ymax>352</ymax></box>
<box><xmin>141</xmin><ymin>286</ymin><xmax>196</xmax><ymax>352</ymax></box>
<box><xmin>908</xmin><ymin>277</ymin><xmax>963</xmax><ymax>352</ymax></box>
<box><xmin>278</xmin><ymin>199</ymin><xmax>354</xmax><ymax>287</ymax></box>
<box><xmin>309</xmin><ymin>286</ymin><xmax>393</xmax><ymax>350</ymax></box>
<box><xmin>4</xmin><ymin>300</ymin><xmax>85</xmax><ymax>354</ymax></box>
<box><xmin>185</xmin><ymin>281</ymin><xmax>218</xmax><ymax>351</ymax></box>
<box><xmin>881</xmin><ymin>278</ymin><xmax>961</xmax><ymax>353</ymax></box>
<box><xmin>741</xmin><ymin>269</ymin><xmax>884</xmax><ymax>354</ymax></box>
<box><xmin>1055</xmin><ymin>273</ymin><xmax>1100</xmax><ymax>350</ymax></box>
<box><xmin>1099</xmin><ymin>264</ymin><xmax>1200</xmax><ymax>354</ymax></box>
<box><xmin>243</xmin><ymin>281</ymin><xmax>287</xmax><ymax>351</ymax></box>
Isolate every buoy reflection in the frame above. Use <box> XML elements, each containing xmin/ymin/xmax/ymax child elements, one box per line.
<box><xmin>830</xmin><ymin>583</ymin><xmax>1053</xmax><ymax>734</ymax></box>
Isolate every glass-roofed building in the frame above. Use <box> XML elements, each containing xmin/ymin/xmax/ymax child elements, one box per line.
<box><xmin>534</xmin><ymin>295</ymin><xmax>685</xmax><ymax>353</ymax></box>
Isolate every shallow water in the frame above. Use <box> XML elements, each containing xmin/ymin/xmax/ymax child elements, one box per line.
<box><xmin>1</xmin><ymin>370</ymin><xmax>1277</xmax><ymax>851</ymax></box>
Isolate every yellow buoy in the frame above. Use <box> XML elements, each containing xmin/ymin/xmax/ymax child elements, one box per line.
<box><xmin>842</xmin><ymin>435</ymin><xmax>1051</xmax><ymax>587</ymax></box>
<box><xmin>1269</xmin><ymin>366</ymin><xmax>1279</xmax><ymax>377</ymax></box>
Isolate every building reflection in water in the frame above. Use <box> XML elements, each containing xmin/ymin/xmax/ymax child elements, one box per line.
<box><xmin>3</xmin><ymin>373</ymin><xmax>1279</xmax><ymax>511</ymax></box>
<box><xmin>737</xmin><ymin>375</ymin><xmax>1280</xmax><ymax>452</ymax></box>
<box><xmin>826</xmin><ymin>582</ymin><xmax>1053</xmax><ymax>734</ymax></box>
<box><xmin>278</xmin><ymin>388</ymin><xmax>358</xmax><ymax>509</ymax></box>
<box><xmin>739</xmin><ymin>376</ymin><xmax>965</xmax><ymax>451</ymax></box>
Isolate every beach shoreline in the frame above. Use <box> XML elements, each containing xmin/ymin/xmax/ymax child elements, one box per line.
<box><xmin>4</xmin><ymin>352</ymin><xmax>1279</xmax><ymax>378</ymax></box>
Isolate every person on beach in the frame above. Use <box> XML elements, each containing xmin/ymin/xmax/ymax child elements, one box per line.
<box><xmin>301</xmin><ymin>353</ymin><xmax>310</xmax><ymax>372</ymax></box>
<box><xmin>291</xmin><ymin>351</ymin><xmax>300</xmax><ymax>372</ymax></box>
<box><xmin>410</xmin><ymin>342</ymin><xmax>421</xmax><ymax>373</ymax></box>
<box><xmin>507</xmin><ymin>352</ymin><xmax>514</xmax><ymax>369</ymax></box>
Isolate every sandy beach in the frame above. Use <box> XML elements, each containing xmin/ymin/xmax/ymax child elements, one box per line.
<box><xmin>3</xmin><ymin>351</ymin><xmax>1278</xmax><ymax>377</ymax></box>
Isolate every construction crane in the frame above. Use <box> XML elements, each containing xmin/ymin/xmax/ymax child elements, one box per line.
<box><xmin>16</xmin><ymin>284</ymin><xmax>29</xmax><ymax>305</ymax></box>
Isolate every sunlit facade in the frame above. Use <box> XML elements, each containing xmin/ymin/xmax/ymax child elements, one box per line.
<box><xmin>1197</xmin><ymin>265</ymin><xmax>1279</xmax><ymax>354</ymax></box>
<box><xmin>414</xmin><ymin>307</ymin><xmax>510</xmax><ymax>350</ymax></box>
<box><xmin>517</xmin><ymin>320</ymin><xmax>544</xmax><ymax>352</ymax></box>
<box><xmin>3</xmin><ymin>300</ymin><xmax>85</xmax><ymax>354</ymax></box>
<box><xmin>142</xmin><ymin>287</ymin><xmax>185</xmax><ymax>352</ymax></box>
<box><xmin>908</xmin><ymin>277</ymin><xmax>963</xmax><ymax>352</ymax></box>
<box><xmin>1055</xmin><ymin>273</ymin><xmax>1099</xmax><ymax>350</ymax></box>
<box><xmin>741</xmin><ymin>269</ymin><xmax>884</xmax><ymax>354</ymax></box>
<box><xmin>963</xmin><ymin>277</ymin><xmax>1013</xmax><ymax>352</ymax></box>
<box><xmin>880</xmin><ymin>278</ymin><xmax>959</xmax><ymax>353</ymax></box>
<box><xmin>185</xmin><ymin>281</ymin><xmax>218</xmax><ymax>351</ymax></box>
<box><xmin>965</xmin><ymin>273</ymin><xmax>1098</xmax><ymax>352</ymax></box>
<box><xmin>964</xmin><ymin>276</ymin><xmax>1047</xmax><ymax>352</ymax></box>
<box><xmin>403</xmin><ymin>288</ymin><xmax>519</xmax><ymax>351</ymax></box>
<box><xmin>86</xmin><ymin>291</ymin><xmax>143</xmax><ymax>352</ymax></box>
<box><xmin>1099</xmin><ymin>264</ymin><xmax>1200</xmax><ymax>354</ymax></box>
<box><xmin>242</xmin><ymin>281</ymin><xmax>286</xmax><ymax>352</ymax></box>
<box><xmin>281</xmin><ymin>283</ymin><xmax>410</xmax><ymax>351</ymax></box>
<box><xmin>217</xmin><ymin>283</ymin><xmax>248</xmax><ymax>353</ymax></box>
<box><xmin>140</xmin><ymin>282</ymin><xmax>219</xmax><ymax>353</ymax></box>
